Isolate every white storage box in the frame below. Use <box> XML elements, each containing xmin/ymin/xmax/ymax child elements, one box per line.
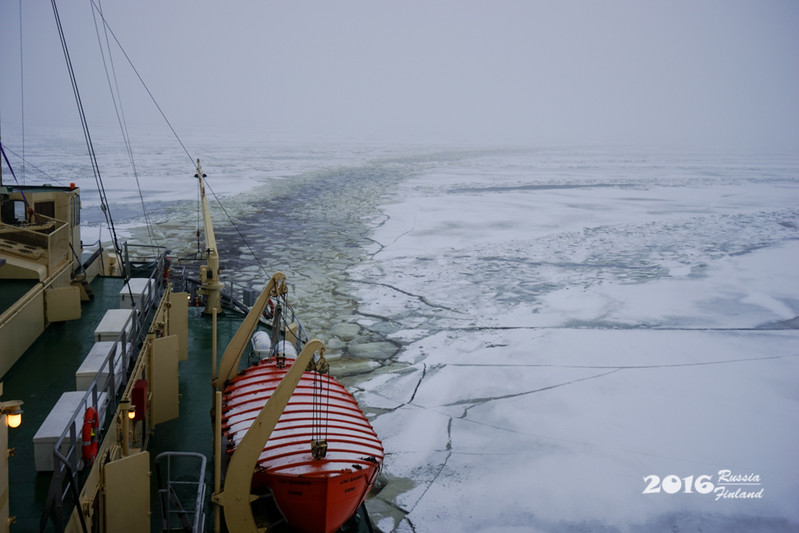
<box><xmin>75</xmin><ymin>341</ymin><xmax>127</xmax><ymax>392</ymax></box>
<box><xmin>33</xmin><ymin>391</ymin><xmax>108</xmax><ymax>471</ymax></box>
<box><xmin>94</xmin><ymin>309</ymin><xmax>133</xmax><ymax>342</ymax></box>
<box><xmin>119</xmin><ymin>278</ymin><xmax>155</xmax><ymax>308</ymax></box>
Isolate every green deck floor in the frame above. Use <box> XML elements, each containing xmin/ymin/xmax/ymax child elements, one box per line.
<box><xmin>5</xmin><ymin>276</ymin><xmax>125</xmax><ymax>531</ymax></box>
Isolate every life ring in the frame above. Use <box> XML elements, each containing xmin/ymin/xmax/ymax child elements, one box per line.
<box><xmin>82</xmin><ymin>407</ymin><xmax>99</xmax><ymax>465</ymax></box>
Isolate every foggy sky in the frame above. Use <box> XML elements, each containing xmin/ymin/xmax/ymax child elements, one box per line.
<box><xmin>1</xmin><ymin>0</ymin><xmax>798</xmax><ymax>150</ymax></box>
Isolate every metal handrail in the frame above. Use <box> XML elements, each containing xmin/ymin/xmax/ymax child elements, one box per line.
<box><xmin>41</xmin><ymin>252</ymin><xmax>168</xmax><ymax>532</ymax></box>
<box><xmin>154</xmin><ymin>452</ymin><xmax>207</xmax><ymax>533</ymax></box>
<box><xmin>122</xmin><ymin>242</ymin><xmax>169</xmax><ymax>279</ymax></box>
<box><xmin>0</xmin><ymin>214</ymin><xmax>70</xmax><ymax>272</ymax></box>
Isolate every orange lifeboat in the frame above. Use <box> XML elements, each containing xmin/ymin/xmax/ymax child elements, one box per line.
<box><xmin>222</xmin><ymin>354</ymin><xmax>383</xmax><ymax>533</ymax></box>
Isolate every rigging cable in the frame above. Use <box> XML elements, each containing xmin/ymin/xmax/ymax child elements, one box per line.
<box><xmin>203</xmin><ymin>179</ymin><xmax>270</xmax><ymax>280</ymax></box>
<box><xmin>0</xmin><ymin>143</ymin><xmax>32</xmax><ymax>212</ymax></box>
<box><xmin>19</xmin><ymin>0</ymin><xmax>25</xmax><ymax>184</ymax></box>
<box><xmin>84</xmin><ymin>0</ymin><xmax>274</xmax><ymax>284</ymax></box>
<box><xmin>50</xmin><ymin>0</ymin><xmax>125</xmax><ymax>264</ymax></box>
<box><xmin>87</xmin><ymin>0</ymin><xmax>194</xmax><ymax>167</ymax></box>
<box><xmin>89</xmin><ymin>0</ymin><xmax>160</xmax><ymax>250</ymax></box>
<box><xmin>0</xmin><ymin>144</ymin><xmax>68</xmax><ymax>187</ymax></box>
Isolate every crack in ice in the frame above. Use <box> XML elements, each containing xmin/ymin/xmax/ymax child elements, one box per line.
<box><xmin>450</xmin><ymin>368</ymin><xmax>623</xmax><ymax>408</ymax></box>
<box><xmin>445</xmin><ymin>352</ymin><xmax>799</xmax><ymax>370</ymax></box>
<box><xmin>406</xmin><ymin>417</ymin><xmax>454</xmax><ymax>516</ymax></box>
<box><xmin>351</xmin><ymin>278</ymin><xmax>464</xmax><ymax>313</ymax></box>
<box><xmin>407</xmin><ymin>363</ymin><xmax>427</xmax><ymax>404</ymax></box>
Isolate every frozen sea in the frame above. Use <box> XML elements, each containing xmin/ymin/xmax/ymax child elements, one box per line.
<box><xmin>4</xmin><ymin>128</ymin><xmax>799</xmax><ymax>532</ymax></box>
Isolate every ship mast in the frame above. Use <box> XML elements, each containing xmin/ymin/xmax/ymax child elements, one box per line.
<box><xmin>196</xmin><ymin>160</ymin><xmax>224</xmax><ymax>315</ymax></box>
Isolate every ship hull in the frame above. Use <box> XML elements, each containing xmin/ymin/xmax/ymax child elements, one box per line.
<box><xmin>256</xmin><ymin>467</ymin><xmax>378</xmax><ymax>533</ymax></box>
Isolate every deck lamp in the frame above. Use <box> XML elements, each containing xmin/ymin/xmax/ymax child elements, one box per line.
<box><xmin>1</xmin><ymin>400</ymin><xmax>23</xmax><ymax>428</ymax></box>
<box><xmin>127</xmin><ymin>406</ymin><xmax>136</xmax><ymax>420</ymax></box>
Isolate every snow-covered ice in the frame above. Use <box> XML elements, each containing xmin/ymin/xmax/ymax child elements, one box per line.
<box><xmin>349</xmin><ymin>149</ymin><xmax>799</xmax><ymax>532</ymax></box>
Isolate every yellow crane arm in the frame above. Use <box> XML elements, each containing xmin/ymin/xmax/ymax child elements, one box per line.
<box><xmin>212</xmin><ymin>272</ymin><xmax>287</xmax><ymax>390</ymax></box>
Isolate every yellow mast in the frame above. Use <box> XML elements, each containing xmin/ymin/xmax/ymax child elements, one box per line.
<box><xmin>196</xmin><ymin>160</ymin><xmax>224</xmax><ymax>315</ymax></box>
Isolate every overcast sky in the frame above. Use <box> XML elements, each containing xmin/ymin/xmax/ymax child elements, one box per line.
<box><xmin>1</xmin><ymin>1</ymin><xmax>798</xmax><ymax>150</ymax></box>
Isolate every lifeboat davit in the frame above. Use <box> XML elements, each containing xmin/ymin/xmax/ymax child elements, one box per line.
<box><xmin>222</xmin><ymin>349</ymin><xmax>383</xmax><ymax>533</ymax></box>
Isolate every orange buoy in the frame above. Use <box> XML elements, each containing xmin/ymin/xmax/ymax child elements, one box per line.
<box><xmin>81</xmin><ymin>407</ymin><xmax>99</xmax><ymax>465</ymax></box>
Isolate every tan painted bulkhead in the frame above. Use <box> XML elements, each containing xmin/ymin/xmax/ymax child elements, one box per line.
<box><xmin>0</xmin><ymin>186</ymin><xmax>83</xmax><ymax>379</ymax></box>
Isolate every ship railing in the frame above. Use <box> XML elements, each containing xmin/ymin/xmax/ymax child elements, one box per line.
<box><xmin>223</xmin><ymin>278</ymin><xmax>255</xmax><ymax>314</ymax></box>
<box><xmin>0</xmin><ymin>214</ymin><xmax>71</xmax><ymax>273</ymax></box>
<box><xmin>79</xmin><ymin>238</ymin><xmax>103</xmax><ymax>268</ymax></box>
<box><xmin>39</xmin><ymin>386</ymin><xmax>106</xmax><ymax>533</ymax></box>
<box><xmin>41</xmin><ymin>251</ymin><xmax>169</xmax><ymax>532</ymax></box>
<box><xmin>169</xmin><ymin>264</ymin><xmax>189</xmax><ymax>293</ymax></box>
<box><xmin>228</xmin><ymin>278</ymin><xmax>312</xmax><ymax>352</ymax></box>
<box><xmin>121</xmin><ymin>242</ymin><xmax>169</xmax><ymax>279</ymax></box>
<box><xmin>154</xmin><ymin>452</ymin><xmax>207</xmax><ymax>533</ymax></box>
<box><xmin>168</xmin><ymin>265</ymin><xmax>268</xmax><ymax>316</ymax></box>
<box><xmin>160</xmin><ymin>258</ymin><xmax>311</xmax><ymax>347</ymax></box>
<box><xmin>167</xmin><ymin>266</ymin><xmax>310</xmax><ymax>354</ymax></box>
<box><xmin>277</xmin><ymin>299</ymin><xmax>310</xmax><ymax>353</ymax></box>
